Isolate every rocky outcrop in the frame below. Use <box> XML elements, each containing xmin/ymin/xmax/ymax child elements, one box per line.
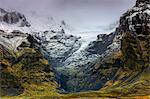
<box><xmin>0</xmin><ymin>8</ymin><xmax>30</xmax><ymax>27</ymax></box>
<box><xmin>86</xmin><ymin>33</ymin><xmax>116</xmax><ymax>54</ymax></box>
<box><xmin>119</xmin><ymin>0</ymin><xmax>150</xmax><ymax>33</ymax></box>
<box><xmin>0</xmin><ymin>30</ymin><xmax>28</xmax><ymax>51</ymax></box>
<box><xmin>136</xmin><ymin>0</ymin><xmax>150</xmax><ymax>6</ymax></box>
<box><xmin>119</xmin><ymin>0</ymin><xmax>150</xmax><ymax>70</ymax></box>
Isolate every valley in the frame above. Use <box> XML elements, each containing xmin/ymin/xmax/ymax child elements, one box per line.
<box><xmin>0</xmin><ymin>0</ymin><xmax>150</xmax><ymax>98</ymax></box>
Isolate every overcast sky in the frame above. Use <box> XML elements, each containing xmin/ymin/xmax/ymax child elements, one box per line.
<box><xmin>0</xmin><ymin>0</ymin><xmax>136</xmax><ymax>28</ymax></box>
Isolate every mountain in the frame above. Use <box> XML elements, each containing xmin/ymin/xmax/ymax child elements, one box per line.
<box><xmin>0</xmin><ymin>8</ymin><xmax>30</xmax><ymax>27</ymax></box>
<box><xmin>0</xmin><ymin>0</ymin><xmax>150</xmax><ymax>98</ymax></box>
<box><xmin>0</xmin><ymin>31</ymin><xmax>59</xmax><ymax>97</ymax></box>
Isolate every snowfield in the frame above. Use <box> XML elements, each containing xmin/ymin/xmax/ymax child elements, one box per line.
<box><xmin>0</xmin><ymin>9</ymin><xmax>118</xmax><ymax>52</ymax></box>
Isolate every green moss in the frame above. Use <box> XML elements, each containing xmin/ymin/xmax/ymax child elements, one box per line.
<box><xmin>121</xmin><ymin>32</ymin><xmax>150</xmax><ymax>70</ymax></box>
<box><xmin>0</xmin><ymin>43</ymin><xmax>59</xmax><ymax>98</ymax></box>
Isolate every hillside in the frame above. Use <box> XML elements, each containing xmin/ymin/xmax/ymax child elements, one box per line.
<box><xmin>0</xmin><ymin>32</ymin><xmax>60</xmax><ymax>98</ymax></box>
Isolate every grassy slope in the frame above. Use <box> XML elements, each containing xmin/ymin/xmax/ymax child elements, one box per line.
<box><xmin>4</xmin><ymin>69</ymin><xmax>149</xmax><ymax>99</ymax></box>
<box><xmin>62</xmin><ymin>50</ymin><xmax>150</xmax><ymax>98</ymax></box>
<box><xmin>1</xmin><ymin>47</ymin><xmax>149</xmax><ymax>99</ymax></box>
<box><xmin>0</xmin><ymin>44</ymin><xmax>61</xmax><ymax>98</ymax></box>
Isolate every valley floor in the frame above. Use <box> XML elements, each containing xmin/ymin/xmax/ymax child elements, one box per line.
<box><xmin>1</xmin><ymin>68</ymin><xmax>150</xmax><ymax>99</ymax></box>
<box><xmin>1</xmin><ymin>92</ymin><xmax>150</xmax><ymax>99</ymax></box>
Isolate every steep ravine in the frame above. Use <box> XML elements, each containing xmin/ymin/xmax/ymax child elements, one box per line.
<box><xmin>33</xmin><ymin>0</ymin><xmax>149</xmax><ymax>93</ymax></box>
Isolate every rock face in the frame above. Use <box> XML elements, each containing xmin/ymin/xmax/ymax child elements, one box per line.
<box><xmin>120</xmin><ymin>0</ymin><xmax>150</xmax><ymax>70</ymax></box>
<box><xmin>119</xmin><ymin>0</ymin><xmax>150</xmax><ymax>34</ymax></box>
<box><xmin>136</xmin><ymin>0</ymin><xmax>150</xmax><ymax>6</ymax></box>
<box><xmin>0</xmin><ymin>8</ymin><xmax>30</xmax><ymax>27</ymax></box>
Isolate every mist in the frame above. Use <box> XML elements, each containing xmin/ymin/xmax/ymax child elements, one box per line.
<box><xmin>0</xmin><ymin>0</ymin><xmax>136</xmax><ymax>29</ymax></box>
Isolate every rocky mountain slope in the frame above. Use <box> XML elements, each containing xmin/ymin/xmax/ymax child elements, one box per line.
<box><xmin>0</xmin><ymin>31</ymin><xmax>59</xmax><ymax>98</ymax></box>
<box><xmin>0</xmin><ymin>8</ymin><xmax>30</xmax><ymax>27</ymax></box>
<box><xmin>0</xmin><ymin>0</ymin><xmax>150</xmax><ymax>98</ymax></box>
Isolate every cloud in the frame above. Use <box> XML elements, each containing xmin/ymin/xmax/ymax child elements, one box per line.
<box><xmin>0</xmin><ymin>0</ymin><xmax>136</xmax><ymax>27</ymax></box>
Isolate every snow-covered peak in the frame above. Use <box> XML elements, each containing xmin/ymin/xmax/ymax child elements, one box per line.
<box><xmin>118</xmin><ymin>0</ymin><xmax>150</xmax><ymax>34</ymax></box>
<box><xmin>0</xmin><ymin>8</ymin><xmax>74</xmax><ymax>34</ymax></box>
<box><xmin>0</xmin><ymin>8</ymin><xmax>30</xmax><ymax>26</ymax></box>
<box><xmin>0</xmin><ymin>8</ymin><xmax>32</xmax><ymax>33</ymax></box>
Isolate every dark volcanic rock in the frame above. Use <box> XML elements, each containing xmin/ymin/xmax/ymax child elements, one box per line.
<box><xmin>0</xmin><ymin>8</ymin><xmax>30</xmax><ymax>27</ymax></box>
<box><xmin>86</xmin><ymin>33</ymin><xmax>115</xmax><ymax>54</ymax></box>
<box><xmin>136</xmin><ymin>0</ymin><xmax>150</xmax><ymax>6</ymax></box>
<box><xmin>120</xmin><ymin>0</ymin><xmax>150</xmax><ymax>70</ymax></box>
